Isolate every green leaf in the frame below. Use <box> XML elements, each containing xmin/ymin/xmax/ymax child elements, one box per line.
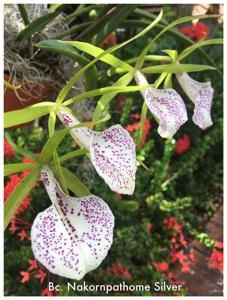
<box><xmin>17</xmin><ymin>11</ymin><xmax>59</xmax><ymax>41</ymax></box>
<box><xmin>4</xmin><ymin>80</ymin><xmax>21</xmax><ymax>90</ymax></box>
<box><xmin>92</xmin><ymin>71</ymin><xmax>134</xmax><ymax>122</ymax></box>
<box><xmin>4</xmin><ymin>169</ymin><xmax>40</xmax><ymax>230</ymax></box>
<box><xmin>18</xmin><ymin>4</ymin><xmax>30</xmax><ymax>25</ymax></box>
<box><xmin>178</xmin><ymin>38</ymin><xmax>223</xmax><ymax>61</ymax></box>
<box><xmin>5</xmin><ymin>132</ymin><xmax>37</xmax><ymax>161</ymax></box>
<box><xmin>142</xmin><ymin>63</ymin><xmax>216</xmax><ymax>74</ymax></box>
<box><xmin>94</xmin><ymin>4</ymin><xmax>136</xmax><ymax>45</ymax></box>
<box><xmin>62</xmin><ymin>167</ymin><xmax>90</xmax><ymax>197</ymax></box>
<box><xmin>49</xmin><ymin>4</ymin><xmax>69</xmax><ymax>12</ymax></box>
<box><xmin>55</xmin><ymin>9</ymin><xmax>163</xmax><ymax>104</ymax></box>
<box><xmin>77</xmin><ymin>5</ymin><xmax>135</xmax><ymax>43</ymax></box>
<box><xmin>63</xmin><ymin>82</ymin><xmax>153</xmax><ymax>106</ymax></box>
<box><xmin>40</xmin><ymin>112</ymin><xmax>110</xmax><ymax>164</ymax></box>
<box><xmin>63</xmin><ymin>41</ymin><xmax>133</xmax><ymax>72</ymax></box>
<box><xmin>4</xmin><ymin>163</ymin><xmax>39</xmax><ymax>177</ymax></box>
<box><xmin>36</xmin><ymin>40</ymin><xmax>97</xmax><ymax>90</ymax></box>
<box><xmin>4</xmin><ymin>102</ymin><xmax>55</xmax><ymax>128</ymax></box>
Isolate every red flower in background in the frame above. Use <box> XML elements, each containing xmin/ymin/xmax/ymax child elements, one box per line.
<box><xmin>41</xmin><ymin>288</ymin><xmax>57</xmax><ymax>296</ymax></box>
<box><xmin>163</xmin><ymin>217</ymin><xmax>195</xmax><ymax>273</ymax></box>
<box><xmin>147</xmin><ymin>222</ymin><xmax>153</xmax><ymax>232</ymax></box>
<box><xmin>125</xmin><ymin>114</ymin><xmax>151</xmax><ymax>148</ymax></box>
<box><xmin>4</xmin><ymin>174</ymin><xmax>31</xmax><ymax>215</ymax></box>
<box><xmin>20</xmin><ymin>271</ymin><xmax>30</xmax><ymax>283</ymax></box>
<box><xmin>28</xmin><ymin>259</ymin><xmax>38</xmax><ymax>271</ymax></box>
<box><xmin>208</xmin><ymin>241</ymin><xmax>223</xmax><ymax>272</ymax></box>
<box><xmin>18</xmin><ymin>229</ymin><xmax>28</xmax><ymax>241</ymax></box>
<box><xmin>175</xmin><ymin>134</ymin><xmax>191</xmax><ymax>154</ymax></box>
<box><xmin>194</xmin><ymin>22</ymin><xmax>209</xmax><ymax>40</ymax></box>
<box><xmin>20</xmin><ymin>258</ymin><xmax>57</xmax><ymax>296</ymax></box>
<box><xmin>179</xmin><ymin>22</ymin><xmax>209</xmax><ymax>41</ymax></box>
<box><xmin>34</xmin><ymin>269</ymin><xmax>47</xmax><ymax>283</ymax></box>
<box><xmin>106</xmin><ymin>263</ymin><xmax>132</xmax><ymax>280</ymax></box>
<box><xmin>100</xmin><ymin>33</ymin><xmax>117</xmax><ymax>48</ymax></box>
<box><xmin>153</xmin><ymin>262</ymin><xmax>169</xmax><ymax>272</ymax></box>
<box><xmin>4</xmin><ymin>139</ymin><xmax>15</xmax><ymax>159</ymax></box>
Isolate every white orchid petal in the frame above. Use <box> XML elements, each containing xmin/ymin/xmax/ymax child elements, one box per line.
<box><xmin>135</xmin><ymin>71</ymin><xmax>188</xmax><ymax>139</ymax></box>
<box><xmin>31</xmin><ymin>167</ymin><xmax>114</xmax><ymax>280</ymax></box>
<box><xmin>57</xmin><ymin>109</ymin><xmax>91</xmax><ymax>150</ymax></box>
<box><xmin>90</xmin><ymin>125</ymin><xmax>137</xmax><ymax>195</ymax></box>
<box><xmin>176</xmin><ymin>72</ymin><xmax>214</xmax><ymax>129</ymax></box>
<box><xmin>57</xmin><ymin>109</ymin><xmax>137</xmax><ymax>195</ymax></box>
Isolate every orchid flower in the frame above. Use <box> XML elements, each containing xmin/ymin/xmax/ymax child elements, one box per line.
<box><xmin>134</xmin><ymin>71</ymin><xmax>188</xmax><ymax>139</ymax></box>
<box><xmin>57</xmin><ymin>108</ymin><xmax>137</xmax><ymax>195</ymax></box>
<box><xmin>176</xmin><ymin>72</ymin><xmax>214</xmax><ymax>129</ymax></box>
<box><xmin>31</xmin><ymin>166</ymin><xmax>114</xmax><ymax>280</ymax></box>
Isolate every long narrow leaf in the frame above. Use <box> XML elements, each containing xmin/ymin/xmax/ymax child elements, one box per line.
<box><xmin>178</xmin><ymin>38</ymin><xmax>223</xmax><ymax>61</ymax></box>
<box><xmin>5</xmin><ymin>132</ymin><xmax>37</xmax><ymax>161</ymax></box>
<box><xmin>141</xmin><ymin>63</ymin><xmax>216</xmax><ymax>74</ymax></box>
<box><xmin>63</xmin><ymin>41</ymin><xmax>133</xmax><ymax>72</ymax></box>
<box><xmin>63</xmin><ymin>83</ymin><xmax>153</xmax><ymax>106</ymax></box>
<box><xmin>55</xmin><ymin>10</ymin><xmax>163</xmax><ymax>104</ymax></box>
<box><xmin>18</xmin><ymin>11</ymin><xmax>59</xmax><ymax>40</ymax></box>
<box><xmin>4</xmin><ymin>163</ymin><xmax>39</xmax><ymax>177</ymax></box>
<box><xmin>36</xmin><ymin>40</ymin><xmax>97</xmax><ymax>90</ymax></box>
<box><xmin>94</xmin><ymin>4</ymin><xmax>136</xmax><ymax>45</ymax></box>
<box><xmin>4</xmin><ymin>169</ymin><xmax>40</xmax><ymax>230</ymax></box>
<box><xmin>135</xmin><ymin>13</ymin><xmax>221</xmax><ymax>70</ymax></box>
<box><xmin>4</xmin><ymin>102</ymin><xmax>55</xmax><ymax>128</ymax></box>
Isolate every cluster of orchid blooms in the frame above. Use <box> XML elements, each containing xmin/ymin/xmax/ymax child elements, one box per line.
<box><xmin>29</xmin><ymin>65</ymin><xmax>214</xmax><ymax>280</ymax></box>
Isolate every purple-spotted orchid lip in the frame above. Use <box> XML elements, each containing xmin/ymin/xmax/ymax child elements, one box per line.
<box><xmin>134</xmin><ymin>71</ymin><xmax>188</xmax><ymax>139</ymax></box>
<box><xmin>57</xmin><ymin>108</ymin><xmax>137</xmax><ymax>195</ymax></box>
<box><xmin>176</xmin><ymin>72</ymin><xmax>213</xmax><ymax>130</ymax></box>
<box><xmin>31</xmin><ymin>166</ymin><xmax>114</xmax><ymax>280</ymax></box>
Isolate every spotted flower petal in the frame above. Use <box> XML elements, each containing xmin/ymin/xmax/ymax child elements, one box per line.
<box><xmin>90</xmin><ymin>125</ymin><xmax>137</xmax><ymax>195</ymax></box>
<box><xmin>31</xmin><ymin>167</ymin><xmax>114</xmax><ymax>280</ymax></box>
<box><xmin>176</xmin><ymin>72</ymin><xmax>214</xmax><ymax>129</ymax></box>
<box><xmin>57</xmin><ymin>108</ymin><xmax>137</xmax><ymax>195</ymax></box>
<box><xmin>134</xmin><ymin>71</ymin><xmax>188</xmax><ymax>139</ymax></box>
<box><xmin>57</xmin><ymin>108</ymin><xmax>92</xmax><ymax>150</ymax></box>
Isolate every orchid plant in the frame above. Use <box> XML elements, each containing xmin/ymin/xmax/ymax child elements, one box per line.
<box><xmin>4</xmin><ymin>9</ymin><xmax>223</xmax><ymax>281</ymax></box>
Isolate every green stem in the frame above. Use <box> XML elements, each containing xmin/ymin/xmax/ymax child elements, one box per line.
<box><xmin>59</xmin><ymin>149</ymin><xmax>88</xmax><ymax>162</ymax></box>
<box><xmin>52</xmin><ymin>152</ymin><xmax>69</xmax><ymax>194</ymax></box>
<box><xmin>55</xmin><ymin>21</ymin><xmax>92</xmax><ymax>39</ymax></box>
<box><xmin>76</xmin><ymin>6</ymin><xmax>118</xmax><ymax>42</ymax></box>
<box><xmin>127</xmin><ymin>55</ymin><xmax>171</xmax><ymax>64</ymax></box>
